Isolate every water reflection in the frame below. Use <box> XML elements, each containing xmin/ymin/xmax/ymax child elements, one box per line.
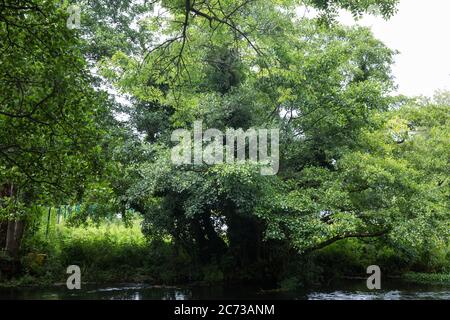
<box><xmin>308</xmin><ymin>290</ymin><xmax>450</xmax><ymax>300</ymax></box>
<box><xmin>0</xmin><ymin>281</ymin><xmax>449</xmax><ymax>300</ymax></box>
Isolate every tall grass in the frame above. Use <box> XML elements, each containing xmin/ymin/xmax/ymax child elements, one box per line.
<box><xmin>20</xmin><ymin>211</ymin><xmax>152</xmax><ymax>284</ymax></box>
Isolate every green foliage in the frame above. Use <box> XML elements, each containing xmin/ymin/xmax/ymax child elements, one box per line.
<box><xmin>255</xmin><ymin>101</ymin><xmax>449</xmax><ymax>255</ymax></box>
<box><xmin>305</xmin><ymin>0</ymin><xmax>399</xmax><ymax>20</ymax></box>
<box><xmin>19</xmin><ymin>210</ymin><xmax>150</xmax><ymax>283</ymax></box>
<box><xmin>0</xmin><ymin>0</ymin><xmax>114</xmax><ymax>206</ymax></box>
<box><xmin>0</xmin><ymin>198</ymin><xmax>28</xmax><ymax>221</ymax></box>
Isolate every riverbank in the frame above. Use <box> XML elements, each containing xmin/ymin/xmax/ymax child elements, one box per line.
<box><xmin>402</xmin><ymin>272</ymin><xmax>450</xmax><ymax>285</ymax></box>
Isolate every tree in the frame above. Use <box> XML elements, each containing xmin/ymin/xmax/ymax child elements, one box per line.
<box><xmin>95</xmin><ymin>0</ymin><xmax>407</xmax><ymax>280</ymax></box>
<box><xmin>0</xmin><ymin>0</ymin><xmax>112</xmax><ymax>259</ymax></box>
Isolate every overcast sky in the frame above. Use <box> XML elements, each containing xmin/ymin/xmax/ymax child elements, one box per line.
<box><xmin>337</xmin><ymin>0</ymin><xmax>450</xmax><ymax>97</ymax></box>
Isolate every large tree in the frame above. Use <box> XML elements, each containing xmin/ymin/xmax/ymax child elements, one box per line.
<box><xmin>0</xmin><ymin>0</ymin><xmax>113</xmax><ymax>259</ymax></box>
<box><xmin>93</xmin><ymin>0</ymin><xmax>419</xmax><ymax>280</ymax></box>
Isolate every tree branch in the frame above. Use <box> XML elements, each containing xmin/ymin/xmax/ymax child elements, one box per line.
<box><xmin>303</xmin><ymin>229</ymin><xmax>391</xmax><ymax>254</ymax></box>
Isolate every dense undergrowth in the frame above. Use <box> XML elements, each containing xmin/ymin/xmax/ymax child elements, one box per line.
<box><xmin>1</xmin><ymin>208</ymin><xmax>448</xmax><ymax>289</ymax></box>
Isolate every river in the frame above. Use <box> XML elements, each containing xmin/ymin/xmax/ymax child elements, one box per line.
<box><xmin>0</xmin><ymin>279</ymin><xmax>449</xmax><ymax>300</ymax></box>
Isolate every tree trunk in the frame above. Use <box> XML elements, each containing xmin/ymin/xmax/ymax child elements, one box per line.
<box><xmin>189</xmin><ymin>214</ymin><xmax>227</xmax><ymax>263</ymax></box>
<box><xmin>5</xmin><ymin>221</ymin><xmax>15</xmax><ymax>254</ymax></box>
<box><xmin>0</xmin><ymin>222</ymin><xmax>7</xmax><ymax>249</ymax></box>
<box><xmin>5</xmin><ymin>220</ymin><xmax>25</xmax><ymax>259</ymax></box>
<box><xmin>1</xmin><ymin>183</ymin><xmax>25</xmax><ymax>261</ymax></box>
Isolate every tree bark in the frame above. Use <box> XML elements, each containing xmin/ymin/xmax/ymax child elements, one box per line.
<box><xmin>303</xmin><ymin>229</ymin><xmax>391</xmax><ymax>254</ymax></box>
<box><xmin>0</xmin><ymin>221</ymin><xmax>7</xmax><ymax>248</ymax></box>
<box><xmin>5</xmin><ymin>221</ymin><xmax>15</xmax><ymax>254</ymax></box>
<box><xmin>5</xmin><ymin>220</ymin><xmax>25</xmax><ymax>259</ymax></box>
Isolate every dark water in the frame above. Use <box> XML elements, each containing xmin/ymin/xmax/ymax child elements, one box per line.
<box><xmin>0</xmin><ymin>280</ymin><xmax>449</xmax><ymax>300</ymax></box>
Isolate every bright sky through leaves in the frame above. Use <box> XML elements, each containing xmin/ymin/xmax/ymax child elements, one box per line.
<box><xmin>337</xmin><ymin>0</ymin><xmax>450</xmax><ymax>97</ymax></box>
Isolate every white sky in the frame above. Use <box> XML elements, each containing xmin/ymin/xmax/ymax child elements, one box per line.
<box><xmin>337</xmin><ymin>0</ymin><xmax>450</xmax><ymax>97</ymax></box>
